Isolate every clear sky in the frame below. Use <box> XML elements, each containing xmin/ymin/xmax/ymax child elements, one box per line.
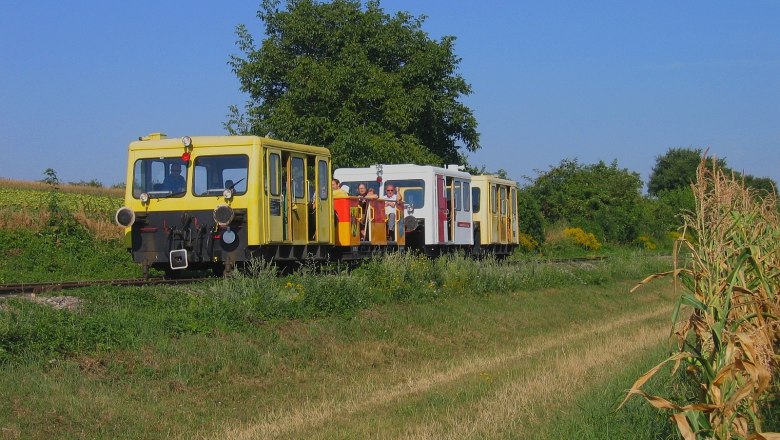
<box><xmin>1</xmin><ymin>1</ymin><xmax>778</xmax><ymax>189</ymax></box>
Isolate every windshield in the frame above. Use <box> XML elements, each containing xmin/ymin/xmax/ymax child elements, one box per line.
<box><xmin>133</xmin><ymin>158</ymin><xmax>188</xmax><ymax>198</ymax></box>
<box><xmin>193</xmin><ymin>155</ymin><xmax>249</xmax><ymax>196</ymax></box>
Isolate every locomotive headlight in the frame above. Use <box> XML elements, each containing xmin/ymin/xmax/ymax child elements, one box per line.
<box><xmin>222</xmin><ymin>228</ymin><xmax>236</xmax><ymax>244</ymax></box>
<box><xmin>213</xmin><ymin>204</ymin><xmax>235</xmax><ymax>226</ymax></box>
<box><xmin>406</xmin><ymin>203</ymin><xmax>414</xmax><ymax>214</ymax></box>
<box><xmin>115</xmin><ymin>206</ymin><xmax>136</xmax><ymax>227</ymax></box>
<box><xmin>139</xmin><ymin>192</ymin><xmax>150</xmax><ymax>203</ymax></box>
<box><xmin>403</xmin><ymin>215</ymin><xmax>418</xmax><ymax>232</ymax></box>
<box><xmin>223</xmin><ymin>188</ymin><xmax>233</xmax><ymax>200</ymax></box>
<box><xmin>181</xmin><ymin>136</ymin><xmax>193</xmax><ymax>148</ymax></box>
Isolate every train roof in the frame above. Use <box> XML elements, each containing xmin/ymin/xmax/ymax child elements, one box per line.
<box><xmin>470</xmin><ymin>174</ymin><xmax>519</xmax><ymax>188</ymax></box>
<box><xmin>335</xmin><ymin>164</ymin><xmax>472</xmax><ymax>180</ymax></box>
<box><xmin>128</xmin><ymin>134</ymin><xmax>330</xmax><ymax>156</ymax></box>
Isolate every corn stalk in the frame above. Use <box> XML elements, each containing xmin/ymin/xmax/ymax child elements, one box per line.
<box><xmin>622</xmin><ymin>160</ymin><xmax>780</xmax><ymax>439</ymax></box>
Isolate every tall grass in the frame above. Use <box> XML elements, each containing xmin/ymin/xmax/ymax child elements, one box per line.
<box><xmin>623</xmin><ymin>162</ymin><xmax>780</xmax><ymax>439</ymax></box>
<box><xmin>0</xmin><ymin>251</ymin><xmax>669</xmax><ymax>365</ymax></box>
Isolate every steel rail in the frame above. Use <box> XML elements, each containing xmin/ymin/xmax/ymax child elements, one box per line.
<box><xmin>501</xmin><ymin>256</ymin><xmax>609</xmax><ymax>265</ymax></box>
<box><xmin>0</xmin><ymin>277</ymin><xmax>208</xmax><ymax>296</ymax></box>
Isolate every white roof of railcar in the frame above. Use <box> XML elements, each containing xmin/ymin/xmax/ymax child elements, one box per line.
<box><xmin>335</xmin><ymin>164</ymin><xmax>472</xmax><ymax>180</ymax></box>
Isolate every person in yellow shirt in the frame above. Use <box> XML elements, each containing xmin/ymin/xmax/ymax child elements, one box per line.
<box><xmin>331</xmin><ymin>178</ymin><xmax>348</xmax><ymax>198</ymax></box>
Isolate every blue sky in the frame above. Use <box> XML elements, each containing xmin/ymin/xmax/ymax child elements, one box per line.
<box><xmin>1</xmin><ymin>1</ymin><xmax>778</xmax><ymax>189</ymax></box>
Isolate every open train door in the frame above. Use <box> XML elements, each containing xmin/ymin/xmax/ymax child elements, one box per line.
<box><xmin>452</xmin><ymin>180</ymin><xmax>472</xmax><ymax>244</ymax></box>
<box><xmin>499</xmin><ymin>186</ymin><xmax>509</xmax><ymax>243</ymax></box>
<box><xmin>436</xmin><ymin>174</ymin><xmax>448</xmax><ymax>243</ymax></box>
<box><xmin>266</xmin><ymin>148</ymin><xmax>285</xmax><ymax>242</ymax></box>
<box><xmin>314</xmin><ymin>157</ymin><xmax>331</xmax><ymax>242</ymax></box>
<box><xmin>289</xmin><ymin>154</ymin><xmax>308</xmax><ymax>244</ymax></box>
<box><xmin>490</xmin><ymin>184</ymin><xmax>500</xmax><ymax>243</ymax></box>
<box><xmin>510</xmin><ymin>187</ymin><xmax>519</xmax><ymax>242</ymax></box>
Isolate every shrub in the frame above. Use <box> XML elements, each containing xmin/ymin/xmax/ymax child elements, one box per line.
<box><xmin>563</xmin><ymin>227</ymin><xmax>601</xmax><ymax>251</ymax></box>
<box><xmin>635</xmin><ymin>235</ymin><xmax>656</xmax><ymax>250</ymax></box>
<box><xmin>517</xmin><ymin>233</ymin><xmax>539</xmax><ymax>252</ymax></box>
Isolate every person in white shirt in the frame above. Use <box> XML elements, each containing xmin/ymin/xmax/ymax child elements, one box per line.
<box><xmin>384</xmin><ymin>184</ymin><xmax>398</xmax><ymax>238</ymax></box>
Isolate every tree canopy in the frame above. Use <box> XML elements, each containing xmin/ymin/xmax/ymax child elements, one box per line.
<box><xmin>647</xmin><ymin>148</ymin><xmax>721</xmax><ymax>196</ymax></box>
<box><xmin>648</xmin><ymin>147</ymin><xmax>775</xmax><ymax>196</ymax></box>
<box><xmin>227</xmin><ymin>0</ymin><xmax>479</xmax><ymax>168</ymax></box>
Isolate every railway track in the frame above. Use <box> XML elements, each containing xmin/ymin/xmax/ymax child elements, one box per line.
<box><xmin>543</xmin><ymin>256</ymin><xmax>608</xmax><ymax>263</ymax></box>
<box><xmin>0</xmin><ymin>277</ymin><xmax>207</xmax><ymax>296</ymax></box>
<box><xmin>503</xmin><ymin>255</ymin><xmax>609</xmax><ymax>265</ymax></box>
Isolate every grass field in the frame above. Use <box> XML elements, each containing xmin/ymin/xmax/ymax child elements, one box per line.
<box><xmin>0</xmin><ymin>257</ymin><xmax>681</xmax><ymax>439</ymax></box>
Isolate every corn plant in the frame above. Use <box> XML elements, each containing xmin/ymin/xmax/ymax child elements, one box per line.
<box><xmin>622</xmin><ymin>161</ymin><xmax>780</xmax><ymax>439</ymax></box>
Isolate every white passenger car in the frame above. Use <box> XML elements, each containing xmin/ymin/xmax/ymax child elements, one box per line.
<box><xmin>335</xmin><ymin>164</ymin><xmax>473</xmax><ymax>255</ymax></box>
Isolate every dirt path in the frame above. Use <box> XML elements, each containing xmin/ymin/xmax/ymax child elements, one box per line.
<box><xmin>216</xmin><ymin>304</ymin><xmax>671</xmax><ymax>439</ymax></box>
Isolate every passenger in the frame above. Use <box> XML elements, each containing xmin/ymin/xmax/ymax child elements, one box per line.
<box><xmin>356</xmin><ymin>183</ymin><xmax>369</xmax><ymax>240</ymax></box>
<box><xmin>366</xmin><ymin>187</ymin><xmax>378</xmax><ymax>199</ymax></box>
<box><xmin>163</xmin><ymin>163</ymin><xmax>186</xmax><ymax>193</ymax></box>
<box><xmin>332</xmin><ymin>178</ymin><xmax>348</xmax><ymax>198</ymax></box>
<box><xmin>356</xmin><ymin>183</ymin><xmax>369</xmax><ymax>199</ymax></box>
<box><xmin>384</xmin><ymin>184</ymin><xmax>398</xmax><ymax>238</ymax></box>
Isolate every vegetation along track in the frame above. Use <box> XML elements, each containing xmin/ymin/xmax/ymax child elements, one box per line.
<box><xmin>0</xmin><ymin>277</ymin><xmax>205</xmax><ymax>295</ymax></box>
<box><xmin>0</xmin><ymin>256</ymin><xmax>619</xmax><ymax>296</ymax></box>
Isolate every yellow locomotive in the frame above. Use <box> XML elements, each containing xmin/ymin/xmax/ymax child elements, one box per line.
<box><xmin>115</xmin><ymin>133</ymin><xmax>334</xmax><ymax>276</ymax></box>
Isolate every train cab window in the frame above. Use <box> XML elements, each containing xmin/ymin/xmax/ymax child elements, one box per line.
<box><xmin>132</xmin><ymin>158</ymin><xmax>188</xmax><ymax>198</ymax></box>
<box><xmin>193</xmin><ymin>155</ymin><xmax>248</xmax><ymax>197</ymax></box>
<box><xmin>463</xmin><ymin>182</ymin><xmax>471</xmax><ymax>212</ymax></box>
<box><xmin>269</xmin><ymin>153</ymin><xmax>280</xmax><ymax>196</ymax></box>
<box><xmin>491</xmin><ymin>186</ymin><xmax>498</xmax><ymax>213</ymax></box>
<box><xmin>472</xmin><ymin>187</ymin><xmax>481</xmax><ymax>213</ymax></box>
<box><xmin>291</xmin><ymin>157</ymin><xmax>305</xmax><ymax>199</ymax></box>
<box><xmin>317</xmin><ymin>160</ymin><xmax>328</xmax><ymax>200</ymax></box>
<box><xmin>463</xmin><ymin>182</ymin><xmax>470</xmax><ymax>212</ymax></box>
<box><xmin>454</xmin><ymin>181</ymin><xmax>462</xmax><ymax>211</ymax></box>
<box><xmin>500</xmin><ymin>186</ymin><xmax>508</xmax><ymax>215</ymax></box>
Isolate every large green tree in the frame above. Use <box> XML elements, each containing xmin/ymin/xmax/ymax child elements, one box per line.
<box><xmin>227</xmin><ymin>0</ymin><xmax>479</xmax><ymax>168</ymax></box>
<box><xmin>528</xmin><ymin>159</ymin><xmax>644</xmax><ymax>243</ymax></box>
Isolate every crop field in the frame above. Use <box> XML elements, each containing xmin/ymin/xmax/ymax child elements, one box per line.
<box><xmin>0</xmin><ymin>179</ymin><xmax>124</xmax><ymax>241</ymax></box>
<box><xmin>0</xmin><ymin>187</ymin><xmax>121</xmax><ymax>214</ymax></box>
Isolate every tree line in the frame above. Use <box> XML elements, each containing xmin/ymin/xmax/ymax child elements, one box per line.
<box><xmin>517</xmin><ymin>150</ymin><xmax>775</xmax><ymax>248</ymax></box>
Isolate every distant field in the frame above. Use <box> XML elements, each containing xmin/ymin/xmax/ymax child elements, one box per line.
<box><xmin>0</xmin><ymin>178</ymin><xmax>124</xmax><ymax>241</ymax></box>
<box><xmin>0</xmin><ymin>178</ymin><xmax>123</xmax><ymax>198</ymax></box>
